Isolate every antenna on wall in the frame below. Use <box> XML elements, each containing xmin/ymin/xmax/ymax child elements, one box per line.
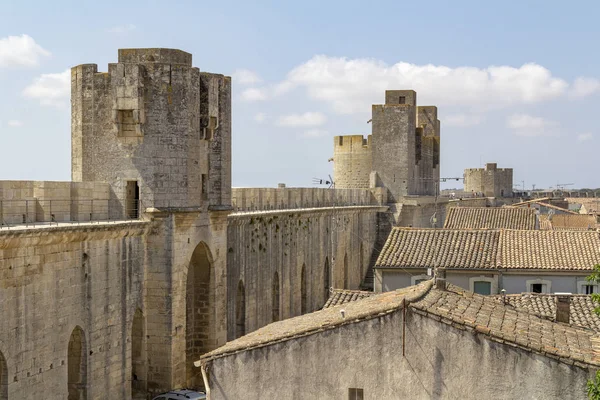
<box><xmin>312</xmin><ymin>175</ymin><xmax>335</xmax><ymax>189</ymax></box>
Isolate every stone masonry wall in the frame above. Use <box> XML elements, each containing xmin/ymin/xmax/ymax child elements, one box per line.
<box><xmin>71</xmin><ymin>49</ymin><xmax>231</xmax><ymax>211</ymax></box>
<box><xmin>0</xmin><ymin>181</ymin><xmax>110</xmax><ymax>225</ymax></box>
<box><xmin>464</xmin><ymin>163</ymin><xmax>513</xmax><ymax>197</ymax></box>
<box><xmin>0</xmin><ymin>222</ymin><xmax>149</xmax><ymax>400</ymax></box>
<box><xmin>226</xmin><ymin>206</ymin><xmax>382</xmax><ymax>339</ymax></box>
<box><xmin>332</xmin><ymin>135</ymin><xmax>372</xmax><ymax>189</ymax></box>
<box><xmin>231</xmin><ymin>187</ymin><xmax>385</xmax><ymax>212</ymax></box>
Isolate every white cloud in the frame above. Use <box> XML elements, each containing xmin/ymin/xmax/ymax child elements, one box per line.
<box><xmin>107</xmin><ymin>24</ymin><xmax>136</xmax><ymax>34</ymax></box>
<box><xmin>7</xmin><ymin>120</ymin><xmax>23</xmax><ymax>127</ymax></box>
<box><xmin>276</xmin><ymin>112</ymin><xmax>327</xmax><ymax>127</ymax></box>
<box><xmin>23</xmin><ymin>69</ymin><xmax>70</xmax><ymax>107</ymax></box>
<box><xmin>233</xmin><ymin>69</ymin><xmax>262</xmax><ymax>85</ymax></box>
<box><xmin>570</xmin><ymin>77</ymin><xmax>600</xmax><ymax>98</ymax></box>
<box><xmin>241</xmin><ymin>87</ymin><xmax>268</xmax><ymax>101</ymax></box>
<box><xmin>506</xmin><ymin>113</ymin><xmax>558</xmax><ymax>137</ymax></box>
<box><xmin>254</xmin><ymin>113</ymin><xmax>267</xmax><ymax>123</ymax></box>
<box><xmin>252</xmin><ymin>56</ymin><xmax>569</xmax><ymax>114</ymax></box>
<box><xmin>0</xmin><ymin>34</ymin><xmax>50</xmax><ymax>68</ymax></box>
<box><xmin>303</xmin><ymin>129</ymin><xmax>328</xmax><ymax>138</ymax></box>
<box><xmin>444</xmin><ymin>114</ymin><xmax>484</xmax><ymax>127</ymax></box>
<box><xmin>577</xmin><ymin>133</ymin><xmax>593</xmax><ymax>142</ymax></box>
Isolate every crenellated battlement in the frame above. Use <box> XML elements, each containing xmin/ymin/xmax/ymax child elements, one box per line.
<box><xmin>333</xmin><ymin>135</ymin><xmax>371</xmax><ymax>151</ymax></box>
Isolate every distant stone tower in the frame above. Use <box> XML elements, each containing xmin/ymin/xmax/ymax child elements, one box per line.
<box><xmin>332</xmin><ymin>135</ymin><xmax>372</xmax><ymax>188</ymax></box>
<box><xmin>333</xmin><ymin>90</ymin><xmax>440</xmax><ymax>201</ymax></box>
<box><xmin>464</xmin><ymin>163</ymin><xmax>513</xmax><ymax>197</ymax></box>
<box><xmin>71</xmin><ymin>48</ymin><xmax>231</xmax><ymax>213</ymax></box>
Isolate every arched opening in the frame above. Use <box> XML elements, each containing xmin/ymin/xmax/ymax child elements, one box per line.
<box><xmin>186</xmin><ymin>242</ymin><xmax>212</xmax><ymax>389</ymax></box>
<box><xmin>324</xmin><ymin>258</ymin><xmax>330</xmax><ymax>306</ymax></box>
<box><xmin>343</xmin><ymin>253</ymin><xmax>349</xmax><ymax>289</ymax></box>
<box><xmin>301</xmin><ymin>264</ymin><xmax>307</xmax><ymax>314</ymax></box>
<box><xmin>272</xmin><ymin>271</ymin><xmax>280</xmax><ymax>322</ymax></box>
<box><xmin>131</xmin><ymin>309</ymin><xmax>146</xmax><ymax>398</ymax></box>
<box><xmin>0</xmin><ymin>350</ymin><xmax>7</xmax><ymax>400</ymax></box>
<box><xmin>67</xmin><ymin>326</ymin><xmax>87</xmax><ymax>400</ymax></box>
<box><xmin>236</xmin><ymin>280</ymin><xmax>246</xmax><ymax>338</ymax></box>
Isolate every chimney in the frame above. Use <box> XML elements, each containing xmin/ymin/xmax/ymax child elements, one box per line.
<box><xmin>555</xmin><ymin>295</ymin><xmax>571</xmax><ymax>324</ymax></box>
<box><xmin>435</xmin><ymin>268</ymin><xmax>447</xmax><ymax>290</ymax></box>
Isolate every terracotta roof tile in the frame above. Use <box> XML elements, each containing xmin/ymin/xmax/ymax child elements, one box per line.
<box><xmin>444</xmin><ymin>207</ymin><xmax>537</xmax><ymax>230</ymax></box>
<box><xmin>376</xmin><ymin>228</ymin><xmax>600</xmax><ymax>271</ymax></box>
<box><xmin>539</xmin><ymin>214</ymin><xmax>598</xmax><ymax>231</ymax></box>
<box><xmin>494</xmin><ymin>294</ymin><xmax>600</xmax><ymax>332</ymax></box>
<box><xmin>375</xmin><ymin>228</ymin><xmax>500</xmax><ymax>269</ymax></box>
<box><xmin>200</xmin><ymin>282</ymin><xmax>600</xmax><ymax>369</ymax></box>
<box><xmin>499</xmin><ymin>230</ymin><xmax>600</xmax><ymax>270</ymax></box>
<box><xmin>198</xmin><ymin>282</ymin><xmax>431</xmax><ymax>363</ymax></box>
<box><xmin>411</xmin><ymin>284</ymin><xmax>600</xmax><ymax>367</ymax></box>
<box><xmin>323</xmin><ymin>288</ymin><xmax>373</xmax><ymax>309</ymax></box>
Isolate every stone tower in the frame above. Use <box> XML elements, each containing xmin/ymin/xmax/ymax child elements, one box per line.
<box><xmin>332</xmin><ymin>135</ymin><xmax>372</xmax><ymax>189</ymax></box>
<box><xmin>333</xmin><ymin>90</ymin><xmax>440</xmax><ymax>201</ymax></box>
<box><xmin>464</xmin><ymin>163</ymin><xmax>513</xmax><ymax>197</ymax></box>
<box><xmin>71</xmin><ymin>48</ymin><xmax>231</xmax><ymax>214</ymax></box>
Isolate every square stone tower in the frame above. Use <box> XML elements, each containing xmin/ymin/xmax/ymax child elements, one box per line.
<box><xmin>71</xmin><ymin>48</ymin><xmax>231</xmax><ymax>213</ymax></box>
<box><xmin>371</xmin><ymin>90</ymin><xmax>440</xmax><ymax>201</ymax></box>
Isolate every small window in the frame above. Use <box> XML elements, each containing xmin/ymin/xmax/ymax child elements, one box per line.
<box><xmin>399</xmin><ymin>96</ymin><xmax>406</xmax><ymax>104</ymax></box>
<box><xmin>578</xmin><ymin>282</ymin><xmax>598</xmax><ymax>294</ymax></box>
<box><xmin>473</xmin><ymin>281</ymin><xmax>491</xmax><ymax>295</ymax></box>
<box><xmin>338</xmin><ymin>136</ymin><xmax>344</xmax><ymax>146</ymax></box>
<box><xmin>526</xmin><ymin>279</ymin><xmax>551</xmax><ymax>294</ymax></box>
<box><xmin>349</xmin><ymin>388</ymin><xmax>364</xmax><ymax>400</ymax></box>
<box><xmin>117</xmin><ymin>110</ymin><xmax>138</xmax><ymax>137</ymax></box>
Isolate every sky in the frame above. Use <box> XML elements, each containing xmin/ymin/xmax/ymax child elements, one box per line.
<box><xmin>1</xmin><ymin>0</ymin><xmax>599</xmax><ymax>191</ymax></box>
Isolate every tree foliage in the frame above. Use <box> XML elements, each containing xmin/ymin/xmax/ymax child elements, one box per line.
<box><xmin>586</xmin><ymin>264</ymin><xmax>600</xmax><ymax>399</ymax></box>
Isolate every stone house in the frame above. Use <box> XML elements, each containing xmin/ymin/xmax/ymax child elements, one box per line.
<box><xmin>196</xmin><ymin>281</ymin><xmax>598</xmax><ymax>399</ymax></box>
<box><xmin>374</xmin><ymin>228</ymin><xmax>600</xmax><ymax>295</ymax></box>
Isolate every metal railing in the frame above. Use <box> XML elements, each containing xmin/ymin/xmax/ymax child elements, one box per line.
<box><xmin>0</xmin><ymin>199</ymin><xmax>143</xmax><ymax>229</ymax></box>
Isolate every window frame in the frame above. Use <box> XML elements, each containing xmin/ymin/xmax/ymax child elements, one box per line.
<box><xmin>577</xmin><ymin>280</ymin><xmax>598</xmax><ymax>294</ymax></box>
<box><xmin>525</xmin><ymin>279</ymin><xmax>552</xmax><ymax>294</ymax></box>
<box><xmin>411</xmin><ymin>274</ymin><xmax>431</xmax><ymax>286</ymax></box>
<box><xmin>469</xmin><ymin>276</ymin><xmax>497</xmax><ymax>295</ymax></box>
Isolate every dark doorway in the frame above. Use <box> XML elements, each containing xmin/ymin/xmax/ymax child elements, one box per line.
<box><xmin>126</xmin><ymin>181</ymin><xmax>140</xmax><ymax>219</ymax></box>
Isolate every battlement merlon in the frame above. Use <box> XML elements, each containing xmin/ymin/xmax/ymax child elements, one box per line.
<box><xmin>118</xmin><ymin>48</ymin><xmax>192</xmax><ymax>66</ymax></box>
<box><xmin>333</xmin><ymin>135</ymin><xmax>371</xmax><ymax>150</ymax></box>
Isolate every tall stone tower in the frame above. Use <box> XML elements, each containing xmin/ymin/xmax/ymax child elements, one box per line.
<box><xmin>71</xmin><ymin>48</ymin><xmax>231</xmax><ymax>213</ymax></box>
<box><xmin>334</xmin><ymin>90</ymin><xmax>440</xmax><ymax>201</ymax></box>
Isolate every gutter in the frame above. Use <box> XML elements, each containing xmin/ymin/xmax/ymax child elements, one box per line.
<box><xmin>200</xmin><ymin>363</ymin><xmax>211</xmax><ymax>399</ymax></box>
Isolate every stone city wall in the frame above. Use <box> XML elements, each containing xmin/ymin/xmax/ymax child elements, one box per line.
<box><xmin>0</xmin><ymin>181</ymin><xmax>110</xmax><ymax>225</ymax></box>
<box><xmin>0</xmin><ymin>222</ymin><xmax>150</xmax><ymax>400</ymax></box>
<box><xmin>231</xmin><ymin>187</ymin><xmax>386</xmax><ymax>212</ymax></box>
<box><xmin>226</xmin><ymin>205</ymin><xmax>384</xmax><ymax>339</ymax></box>
<box><xmin>332</xmin><ymin>135</ymin><xmax>372</xmax><ymax>189</ymax></box>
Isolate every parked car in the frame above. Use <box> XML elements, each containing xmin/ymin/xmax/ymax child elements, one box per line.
<box><xmin>152</xmin><ymin>389</ymin><xmax>207</xmax><ymax>400</ymax></box>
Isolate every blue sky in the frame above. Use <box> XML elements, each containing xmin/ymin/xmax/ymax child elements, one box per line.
<box><xmin>1</xmin><ymin>0</ymin><xmax>599</xmax><ymax>190</ymax></box>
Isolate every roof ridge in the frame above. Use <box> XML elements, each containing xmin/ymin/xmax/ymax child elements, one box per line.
<box><xmin>198</xmin><ymin>281</ymin><xmax>434</xmax><ymax>365</ymax></box>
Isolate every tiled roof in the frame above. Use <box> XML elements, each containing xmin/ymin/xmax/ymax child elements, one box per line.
<box><xmin>323</xmin><ymin>289</ymin><xmax>373</xmax><ymax>309</ymax></box>
<box><xmin>375</xmin><ymin>228</ymin><xmax>500</xmax><ymax>269</ymax></box>
<box><xmin>566</xmin><ymin>198</ymin><xmax>600</xmax><ymax>214</ymax></box>
<box><xmin>375</xmin><ymin>228</ymin><xmax>600</xmax><ymax>271</ymax></box>
<box><xmin>499</xmin><ymin>230</ymin><xmax>600</xmax><ymax>270</ymax></box>
<box><xmin>494</xmin><ymin>294</ymin><xmax>600</xmax><ymax>332</ymax></box>
<box><xmin>411</xmin><ymin>284</ymin><xmax>600</xmax><ymax>367</ymax></box>
<box><xmin>510</xmin><ymin>201</ymin><xmax>578</xmax><ymax>215</ymax></box>
<box><xmin>511</xmin><ymin>197</ymin><xmax>551</xmax><ymax>207</ymax></box>
<box><xmin>444</xmin><ymin>207</ymin><xmax>536</xmax><ymax>230</ymax></box>
<box><xmin>200</xmin><ymin>281</ymin><xmax>600</xmax><ymax>368</ymax></box>
<box><xmin>197</xmin><ymin>282</ymin><xmax>431</xmax><ymax>364</ymax></box>
<box><xmin>539</xmin><ymin>214</ymin><xmax>598</xmax><ymax>231</ymax></box>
